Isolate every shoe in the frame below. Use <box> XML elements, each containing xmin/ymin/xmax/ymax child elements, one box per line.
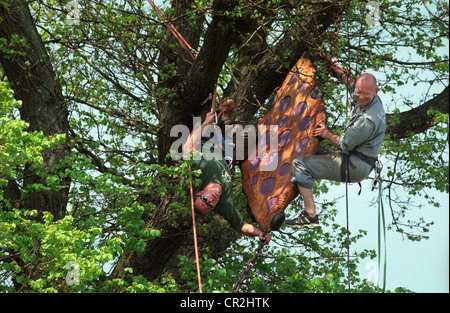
<box><xmin>285</xmin><ymin>211</ymin><xmax>321</xmax><ymax>230</ymax></box>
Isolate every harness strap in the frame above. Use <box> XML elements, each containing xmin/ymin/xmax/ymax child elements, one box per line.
<box><xmin>340</xmin><ymin>152</ymin><xmax>351</xmax><ymax>183</ymax></box>
<box><xmin>340</xmin><ymin>150</ymin><xmax>378</xmax><ymax>195</ymax></box>
<box><xmin>351</xmin><ymin>150</ymin><xmax>377</xmax><ymax>168</ymax></box>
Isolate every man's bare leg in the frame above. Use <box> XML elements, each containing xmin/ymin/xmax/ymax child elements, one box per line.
<box><xmin>298</xmin><ymin>186</ymin><xmax>317</xmax><ymax>218</ymax></box>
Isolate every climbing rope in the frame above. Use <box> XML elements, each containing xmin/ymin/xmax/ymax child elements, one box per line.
<box><xmin>147</xmin><ymin>0</ymin><xmax>198</xmax><ymax>59</ymax></box>
<box><xmin>344</xmin><ymin>7</ymin><xmax>352</xmax><ymax>292</ymax></box>
<box><xmin>232</xmin><ymin>237</ymin><xmax>268</xmax><ymax>293</ymax></box>
<box><xmin>188</xmin><ymin>177</ymin><xmax>203</xmax><ymax>293</ymax></box>
<box><xmin>147</xmin><ymin>0</ymin><xmax>229</xmax><ymax>294</ymax></box>
<box><xmin>147</xmin><ymin>0</ymin><xmax>203</xmax><ymax>292</ymax></box>
<box><xmin>374</xmin><ymin>161</ymin><xmax>387</xmax><ymax>292</ymax></box>
<box><xmin>342</xmin><ymin>3</ymin><xmax>387</xmax><ymax>293</ymax></box>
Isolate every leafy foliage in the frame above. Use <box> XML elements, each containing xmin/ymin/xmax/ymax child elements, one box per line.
<box><xmin>0</xmin><ymin>0</ymin><xmax>447</xmax><ymax>293</ymax></box>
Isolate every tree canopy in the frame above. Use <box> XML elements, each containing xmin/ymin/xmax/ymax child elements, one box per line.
<box><xmin>0</xmin><ymin>0</ymin><xmax>448</xmax><ymax>293</ymax></box>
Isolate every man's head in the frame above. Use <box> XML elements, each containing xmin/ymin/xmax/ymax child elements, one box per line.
<box><xmin>194</xmin><ymin>183</ymin><xmax>223</xmax><ymax>215</ymax></box>
<box><xmin>354</xmin><ymin>73</ymin><xmax>379</xmax><ymax>108</ymax></box>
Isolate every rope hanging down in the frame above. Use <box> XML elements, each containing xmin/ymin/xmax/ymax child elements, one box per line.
<box><xmin>147</xmin><ymin>0</ymin><xmax>227</xmax><ymax>294</ymax></box>
<box><xmin>147</xmin><ymin>0</ymin><xmax>203</xmax><ymax>292</ymax></box>
<box><xmin>373</xmin><ymin>161</ymin><xmax>387</xmax><ymax>292</ymax></box>
<box><xmin>188</xmin><ymin>175</ymin><xmax>203</xmax><ymax>293</ymax></box>
<box><xmin>147</xmin><ymin>0</ymin><xmax>198</xmax><ymax>60</ymax></box>
<box><xmin>341</xmin><ymin>5</ymin><xmax>387</xmax><ymax>292</ymax></box>
<box><xmin>344</xmin><ymin>9</ymin><xmax>352</xmax><ymax>292</ymax></box>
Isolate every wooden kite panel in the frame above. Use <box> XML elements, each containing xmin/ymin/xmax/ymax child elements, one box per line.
<box><xmin>241</xmin><ymin>55</ymin><xmax>327</xmax><ymax>231</ymax></box>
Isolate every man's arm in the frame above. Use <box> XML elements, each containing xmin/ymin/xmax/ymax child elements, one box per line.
<box><xmin>313</xmin><ymin>123</ymin><xmax>340</xmax><ymax>148</ymax></box>
<box><xmin>182</xmin><ymin>112</ymin><xmax>216</xmax><ymax>154</ymax></box>
<box><xmin>240</xmin><ymin>223</ymin><xmax>271</xmax><ymax>243</ymax></box>
<box><xmin>338</xmin><ymin>117</ymin><xmax>376</xmax><ymax>154</ymax></box>
<box><xmin>328</xmin><ymin>62</ymin><xmax>354</xmax><ymax>91</ymax></box>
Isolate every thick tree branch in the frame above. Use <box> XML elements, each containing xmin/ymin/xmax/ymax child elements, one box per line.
<box><xmin>386</xmin><ymin>85</ymin><xmax>449</xmax><ymax>139</ymax></box>
<box><xmin>349</xmin><ymin>43</ymin><xmax>449</xmax><ymax>67</ymax></box>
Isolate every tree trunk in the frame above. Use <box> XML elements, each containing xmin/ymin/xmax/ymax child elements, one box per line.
<box><xmin>0</xmin><ymin>0</ymin><xmax>70</xmax><ymax>220</ymax></box>
<box><xmin>156</xmin><ymin>0</ymin><xmax>241</xmax><ymax>163</ymax></box>
<box><xmin>113</xmin><ymin>0</ymin><xmax>351</xmax><ymax>286</ymax></box>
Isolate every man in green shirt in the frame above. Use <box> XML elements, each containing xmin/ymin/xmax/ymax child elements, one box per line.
<box><xmin>184</xmin><ymin>111</ymin><xmax>271</xmax><ymax>243</ymax></box>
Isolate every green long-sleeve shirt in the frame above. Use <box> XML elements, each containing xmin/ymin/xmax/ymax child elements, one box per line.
<box><xmin>192</xmin><ymin>157</ymin><xmax>244</xmax><ymax>231</ymax></box>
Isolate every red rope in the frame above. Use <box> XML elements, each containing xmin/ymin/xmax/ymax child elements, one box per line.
<box><xmin>147</xmin><ymin>1</ymin><xmax>229</xmax><ymax>293</ymax></box>
<box><xmin>211</xmin><ymin>82</ymin><xmax>218</xmax><ymax>114</ymax></box>
<box><xmin>189</xmin><ymin>172</ymin><xmax>203</xmax><ymax>293</ymax></box>
<box><xmin>185</xmin><ymin>125</ymin><xmax>203</xmax><ymax>293</ymax></box>
<box><xmin>147</xmin><ymin>0</ymin><xmax>198</xmax><ymax>60</ymax></box>
<box><xmin>148</xmin><ymin>0</ymin><xmax>221</xmax><ymax>116</ymax></box>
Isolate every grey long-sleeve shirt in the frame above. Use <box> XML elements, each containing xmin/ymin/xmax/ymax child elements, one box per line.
<box><xmin>338</xmin><ymin>86</ymin><xmax>386</xmax><ymax>159</ymax></box>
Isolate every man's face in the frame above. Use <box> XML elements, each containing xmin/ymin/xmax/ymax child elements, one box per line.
<box><xmin>354</xmin><ymin>79</ymin><xmax>378</xmax><ymax>107</ymax></box>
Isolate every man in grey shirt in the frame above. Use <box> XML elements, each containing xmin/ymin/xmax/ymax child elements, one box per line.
<box><xmin>286</xmin><ymin>73</ymin><xmax>386</xmax><ymax>229</ymax></box>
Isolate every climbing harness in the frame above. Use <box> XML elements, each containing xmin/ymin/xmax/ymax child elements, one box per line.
<box><xmin>232</xmin><ymin>236</ymin><xmax>268</xmax><ymax>293</ymax></box>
